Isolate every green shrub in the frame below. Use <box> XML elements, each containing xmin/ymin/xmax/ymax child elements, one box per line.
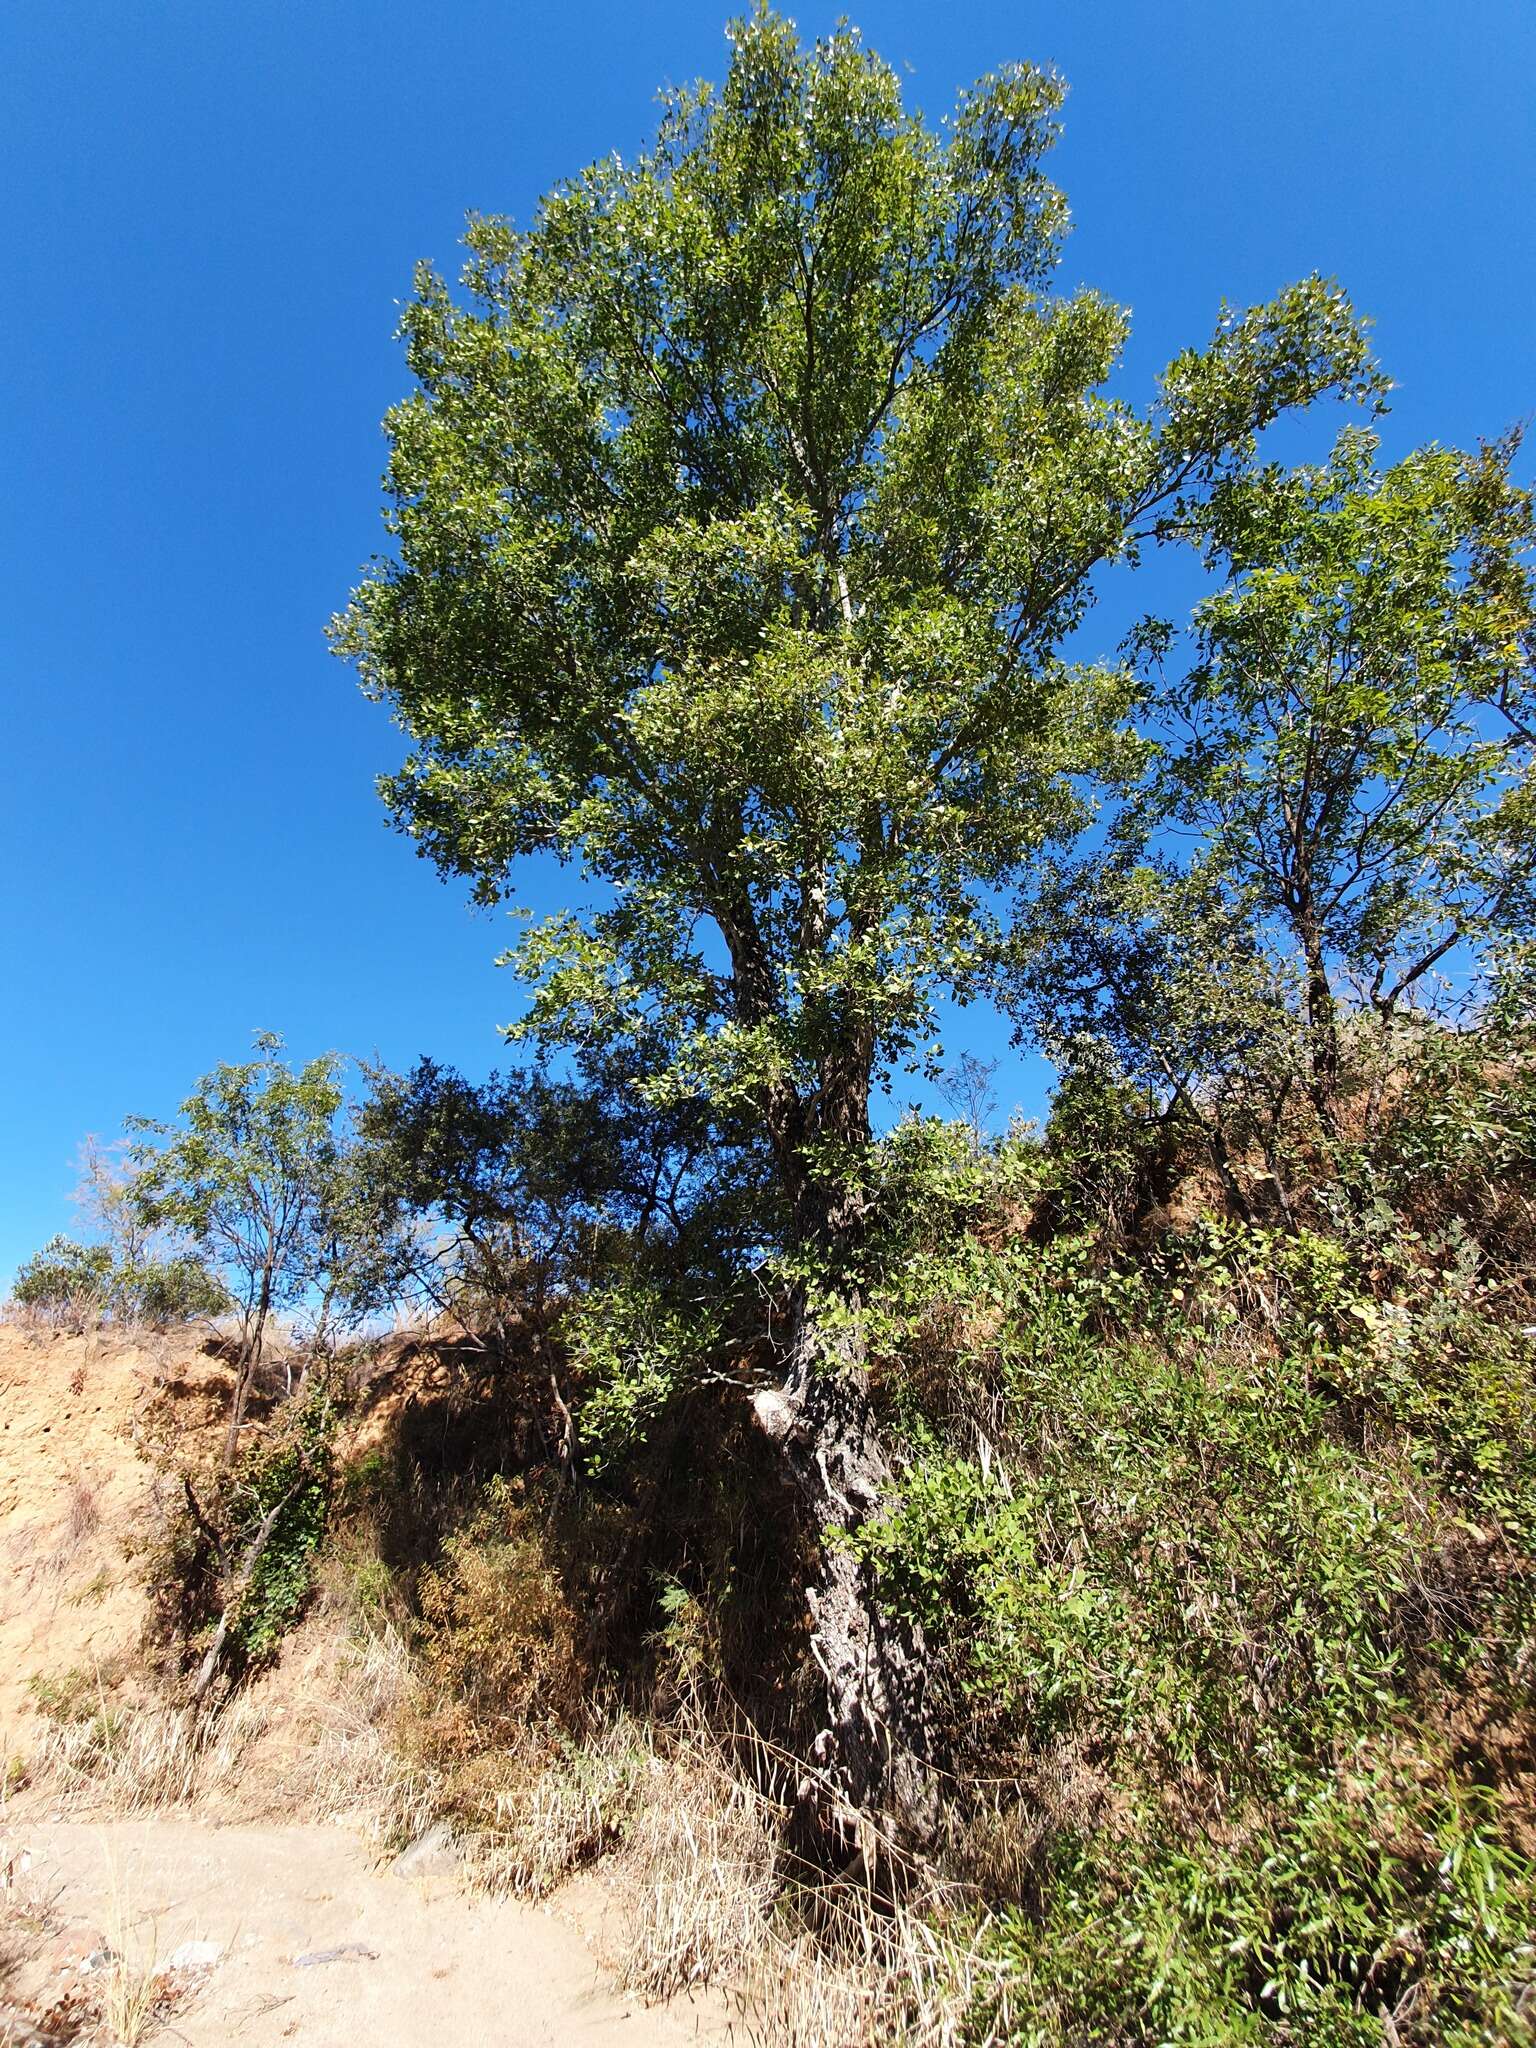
<box><xmin>10</xmin><ymin>1234</ymin><xmax>228</xmax><ymax>1326</ymax></box>
<box><xmin>836</xmin><ymin>1142</ymin><xmax>1536</xmax><ymax>2043</ymax></box>
<box><xmin>228</xmin><ymin>1379</ymin><xmax>340</xmax><ymax>1662</ymax></box>
<box><xmin>147</xmin><ymin>1375</ymin><xmax>342</xmax><ymax>1684</ymax></box>
<box><xmin>11</xmin><ymin>1236</ymin><xmax>114</xmax><ymax>1319</ymax></box>
<box><xmin>128</xmin><ymin>1252</ymin><xmax>231</xmax><ymax>1325</ymax></box>
<box><xmin>985</xmin><ymin>1765</ymin><xmax>1534</xmax><ymax>2047</ymax></box>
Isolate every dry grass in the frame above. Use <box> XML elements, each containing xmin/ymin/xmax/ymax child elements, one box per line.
<box><xmin>609</xmin><ymin>1744</ymin><xmax>778</xmax><ymax>2000</ymax></box>
<box><xmin>741</xmin><ymin>1902</ymin><xmax>1016</xmax><ymax>2048</ymax></box>
<box><xmin>35</xmin><ymin>1479</ymin><xmax>103</xmax><ymax>1589</ymax></box>
<box><xmin>97</xmin><ymin>1857</ymin><xmax>201</xmax><ymax>2048</ymax></box>
<box><xmin>280</xmin><ymin>1622</ymin><xmax>442</xmax><ymax>1851</ymax></box>
<box><xmin>458</xmin><ymin>1717</ymin><xmax>650</xmax><ymax>1897</ymax></box>
<box><xmin>0</xmin><ymin>1839</ymin><xmax>198</xmax><ymax>2048</ymax></box>
<box><xmin>12</xmin><ymin>1477</ymin><xmax>1007</xmax><ymax>2047</ymax></box>
<box><xmin>605</xmin><ymin>1733</ymin><xmax>1013</xmax><ymax>2048</ymax></box>
<box><xmin>16</xmin><ymin>1590</ymin><xmax>1007</xmax><ymax>2046</ymax></box>
<box><xmin>0</xmin><ymin>1840</ymin><xmax>62</xmax><ymax>1948</ymax></box>
<box><xmin>449</xmin><ymin>1713</ymin><xmax>1007</xmax><ymax>2048</ymax></box>
<box><xmin>34</xmin><ymin>1697</ymin><xmax>266</xmax><ymax>1813</ymax></box>
<box><xmin>99</xmin><ymin>1921</ymin><xmax>164</xmax><ymax>2048</ymax></box>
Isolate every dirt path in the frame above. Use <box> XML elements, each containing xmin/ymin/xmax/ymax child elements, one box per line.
<box><xmin>2</xmin><ymin>1818</ymin><xmax>733</xmax><ymax>2046</ymax></box>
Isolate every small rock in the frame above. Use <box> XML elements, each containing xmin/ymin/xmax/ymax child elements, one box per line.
<box><xmin>166</xmin><ymin>1940</ymin><xmax>222</xmax><ymax>1974</ymax></box>
<box><xmin>389</xmin><ymin>1821</ymin><xmax>458</xmax><ymax>1881</ymax></box>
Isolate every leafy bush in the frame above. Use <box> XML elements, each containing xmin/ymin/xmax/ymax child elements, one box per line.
<box><xmin>806</xmin><ymin>1097</ymin><xmax>1536</xmax><ymax>2043</ymax></box>
<box><xmin>10</xmin><ymin>1234</ymin><xmax>228</xmax><ymax>1327</ymax></box>
<box><xmin>11</xmin><ymin>1236</ymin><xmax>113</xmax><ymax>1318</ymax></box>
<box><xmin>228</xmin><ymin>1381</ymin><xmax>339</xmax><ymax>1661</ymax></box>
<box><xmin>985</xmin><ymin>1765</ymin><xmax>1534</xmax><ymax>2047</ymax></box>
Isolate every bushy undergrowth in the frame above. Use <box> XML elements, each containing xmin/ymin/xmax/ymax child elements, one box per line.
<box><xmin>73</xmin><ymin>1018</ymin><xmax>1534</xmax><ymax>2046</ymax></box>
<box><xmin>815</xmin><ymin>1090</ymin><xmax>1536</xmax><ymax>2045</ymax></box>
<box><xmin>10</xmin><ymin>1234</ymin><xmax>228</xmax><ymax>1330</ymax></box>
<box><xmin>983</xmin><ymin>1769</ymin><xmax>1530</xmax><ymax>2048</ymax></box>
<box><xmin>859</xmin><ymin>1220</ymin><xmax>1534</xmax><ymax>1765</ymax></box>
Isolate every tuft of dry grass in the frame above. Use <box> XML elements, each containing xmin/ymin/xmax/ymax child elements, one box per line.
<box><xmin>0</xmin><ymin>1839</ymin><xmax>62</xmax><ymax>1946</ymax></box>
<box><xmin>34</xmin><ymin>1697</ymin><xmax>266</xmax><ymax>1813</ymax></box>
<box><xmin>448</xmin><ymin>1710</ymin><xmax>1007</xmax><ymax>2048</ymax></box>
<box><xmin>99</xmin><ymin>1940</ymin><xmax>167</xmax><ymax>2048</ymax></box>
<box><xmin>609</xmin><ymin>1744</ymin><xmax>778</xmax><ymax>2001</ymax></box>
<box><xmin>457</xmin><ymin>1717</ymin><xmax>650</xmax><ymax>1898</ymax></box>
<box><xmin>280</xmin><ymin>1622</ymin><xmax>442</xmax><ymax>1851</ymax></box>
<box><xmin>97</xmin><ymin>1859</ymin><xmax>199</xmax><ymax>2048</ymax></box>
<box><xmin>740</xmin><ymin>1900</ymin><xmax>1014</xmax><ymax>2048</ymax></box>
<box><xmin>602</xmin><ymin>1728</ymin><xmax>1013</xmax><ymax>2048</ymax></box>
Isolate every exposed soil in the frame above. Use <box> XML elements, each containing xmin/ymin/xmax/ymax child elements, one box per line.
<box><xmin>0</xmin><ymin>1326</ymin><xmax>191</xmax><ymax>1744</ymax></box>
<box><xmin>0</xmin><ymin>1326</ymin><xmax>734</xmax><ymax>2047</ymax></box>
<box><xmin>1</xmin><ymin>1817</ymin><xmax>726</xmax><ymax>2046</ymax></box>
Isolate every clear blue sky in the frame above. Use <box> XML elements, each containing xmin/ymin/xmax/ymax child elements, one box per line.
<box><xmin>2</xmin><ymin>0</ymin><xmax>1533</xmax><ymax>1282</ymax></box>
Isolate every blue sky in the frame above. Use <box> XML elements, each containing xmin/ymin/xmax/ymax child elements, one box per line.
<box><xmin>2</xmin><ymin>0</ymin><xmax>1533</xmax><ymax>1282</ymax></box>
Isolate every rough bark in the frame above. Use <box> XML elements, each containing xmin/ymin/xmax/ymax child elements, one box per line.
<box><xmin>720</xmin><ymin>915</ymin><xmax>938</xmax><ymax>1851</ymax></box>
<box><xmin>753</xmin><ymin>1299</ymin><xmax>940</xmax><ymax>1857</ymax></box>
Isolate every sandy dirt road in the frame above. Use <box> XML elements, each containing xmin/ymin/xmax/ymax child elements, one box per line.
<box><xmin>2</xmin><ymin>1817</ymin><xmax>732</xmax><ymax>2047</ymax></box>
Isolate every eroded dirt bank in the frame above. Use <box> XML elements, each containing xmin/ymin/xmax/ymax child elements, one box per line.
<box><xmin>0</xmin><ymin>1326</ymin><xmax>733</xmax><ymax>2047</ymax></box>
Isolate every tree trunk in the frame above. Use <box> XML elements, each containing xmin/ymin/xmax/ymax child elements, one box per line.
<box><xmin>222</xmin><ymin>1268</ymin><xmax>273</xmax><ymax>1467</ymax></box>
<box><xmin>753</xmin><ymin>1294</ymin><xmax>940</xmax><ymax>1857</ymax></box>
<box><xmin>1296</xmin><ymin>906</ymin><xmax>1341</xmax><ymax>1132</ymax></box>
<box><xmin>744</xmin><ymin>1016</ymin><xmax>938</xmax><ymax>1854</ymax></box>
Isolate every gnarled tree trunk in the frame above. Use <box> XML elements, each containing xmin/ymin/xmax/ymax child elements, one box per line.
<box><xmin>753</xmin><ymin>1296</ymin><xmax>940</xmax><ymax>1856</ymax></box>
<box><xmin>739</xmin><ymin>1012</ymin><xmax>939</xmax><ymax>1853</ymax></box>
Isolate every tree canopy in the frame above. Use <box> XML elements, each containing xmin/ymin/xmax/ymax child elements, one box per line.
<box><xmin>334</xmin><ymin>7</ymin><xmax>1380</xmax><ymax>1260</ymax></box>
<box><xmin>130</xmin><ymin>1033</ymin><xmax>401</xmax><ymax>1458</ymax></box>
<box><xmin>1010</xmin><ymin>427</ymin><xmax>1536</xmax><ymax>1191</ymax></box>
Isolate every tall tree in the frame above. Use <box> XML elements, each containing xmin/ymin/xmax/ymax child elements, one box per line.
<box><xmin>335</xmin><ymin>10</ymin><xmax>1378</xmax><ymax>1836</ymax></box>
<box><xmin>1136</xmin><ymin>429</ymin><xmax>1535</xmax><ymax>1131</ymax></box>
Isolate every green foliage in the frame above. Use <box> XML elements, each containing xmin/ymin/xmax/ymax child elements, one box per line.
<box><xmin>336</xmin><ymin>8</ymin><xmax>1377</xmax><ymax>1251</ymax></box>
<box><xmin>10</xmin><ymin>1233</ymin><xmax>229</xmax><ymax>1326</ymax></box>
<box><xmin>12</xmin><ymin>1236</ymin><xmax>114</xmax><ymax>1317</ymax></box>
<box><xmin>27</xmin><ymin>1665</ymin><xmax>107</xmax><ymax>1724</ymax></box>
<box><xmin>986</xmin><ymin>1767</ymin><xmax>1533</xmax><ymax>2047</ymax></box>
<box><xmin>151</xmin><ymin>1375</ymin><xmax>344</xmax><ymax>1675</ymax></box>
<box><xmin>858</xmin><ymin>1198</ymin><xmax>1535</xmax><ymax>1752</ymax></box>
<box><xmin>563</xmin><ymin>1275</ymin><xmax>726</xmax><ymax>1473</ymax></box>
<box><xmin>1375</xmin><ymin>956</ymin><xmax>1536</xmax><ymax>1218</ymax></box>
<box><xmin>130</xmin><ymin>1252</ymin><xmax>232</xmax><ymax>1324</ymax></box>
<box><xmin>1158</xmin><ymin>429</ymin><xmax>1536</xmax><ymax>1030</ymax></box>
<box><xmin>822</xmin><ymin>1081</ymin><xmax>1536</xmax><ymax>2042</ymax></box>
<box><xmin>354</xmin><ymin>1046</ymin><xmax>776</xmax><ymax>1320</ymax></box>
<box><xmin>129</xmin><ymin>1031</ymin><xmax>406</xmax><ymax>1348</ymax></box>
<box><xmin>1006</xmin><ymin>431</ymin><xmax>1536</xmax><ymax>1215</ymax></box>
<box><xmin>225</xmin><ymin>1376</ymin><xmax>340</xmax><ymax>1661</ymax></box>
